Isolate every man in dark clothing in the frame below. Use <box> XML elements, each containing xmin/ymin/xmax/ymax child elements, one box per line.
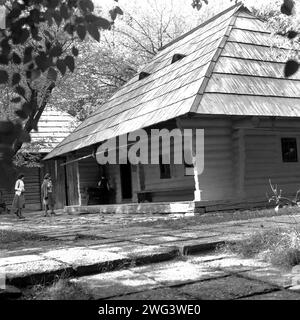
<box><xmin>98</xmin><ymin>175</ymin><xmax>110</xmax><ymax>204</ymax></box>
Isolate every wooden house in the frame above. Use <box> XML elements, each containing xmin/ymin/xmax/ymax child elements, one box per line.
<box><xmin>44</xmin><ymin>4</ymin><xmax>300</xmax><ymax>212</ymax></box>
<box><xmin>0</xmin><ymin>107</ymin><xmax>76</xmax><ymax>210</ymax></box>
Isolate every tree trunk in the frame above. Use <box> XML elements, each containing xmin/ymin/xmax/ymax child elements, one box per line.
<box><xmin>12</xmin><ymin>82</ymin><xmax>56</xmax><ymax>155</ymax></box>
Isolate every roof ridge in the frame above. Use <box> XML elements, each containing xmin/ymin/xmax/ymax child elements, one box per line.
<box><xmin>159</xmin><ymin>1</ymin><xmax>243</xmax><ymax>52</ymax></box>
<box><xmin>188</xmin><ymin>7</ymin><xmax>241</xmax><ymax>113</ymax></box>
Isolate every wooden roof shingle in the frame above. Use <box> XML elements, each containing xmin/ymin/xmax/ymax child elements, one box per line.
<box><xmin>44</xmin><ymin>3</ymin><xmax>300</xmax><ymax>160</ymax></box>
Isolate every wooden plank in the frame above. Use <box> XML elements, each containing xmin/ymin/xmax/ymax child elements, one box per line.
<box><xmin>198</xmin><ymin>94</ymin><xmax>300</xmax><ymax>117</ymax></box>
<box><xmin>206</xmin><ymin>73</ymin><xmax>300</xmax><ymax>97</ymax></box>
<box><xmin>65</xmin><ymin>154</ymin><xmax>80</xmax><ymax>206</ymax></box>
<box><xmin>222</xmin><ymin>42</ymin><xmax>291</xmax><ymax>62</ymax></box>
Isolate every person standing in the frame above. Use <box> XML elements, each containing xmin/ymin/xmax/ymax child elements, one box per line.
<box><xmin>41</xmin><ymin>173</ymin><xmax>55</xmax><ymax>217</ymax></box>
<box><xmin>98</xmin><ymin>175</ymin><xmax>110</xmax><ymax>204</ymax></box>
<box><xmin>11</xmin><ymin>174</ymin><xmax>25</xmax><ymax>219</ymax></box>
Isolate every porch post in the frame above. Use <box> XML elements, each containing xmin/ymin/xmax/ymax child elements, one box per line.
<box><xmin>237</xmin><ymin>129</ymin><xmax>246</xmax><ymax>199</ymax></box>
<box><xmin>66</xmin><ymin>153</ymin><xmax>81</xmax><ymax>205</ymax></box>
<box><xmin>192</xmin><ymin>131</ymin><xmax>202</xmax><ymax>202</ymax></box>
<box><xmin>136</xmin><ymin>163</ymin><xmax>145</xmax><ymax>202</ymax></box>
<box><xmin>176</xmin><ymin>118</ymin><xmax>202</xmax><ymax>202</ymax></box>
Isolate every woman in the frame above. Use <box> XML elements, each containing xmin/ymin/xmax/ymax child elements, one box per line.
<box><xmin>41</xmin><ymin>173</ymin><xmax>55</xmax><ymax>217</ymax></box>
<box><xmin>11</xmin><ymin>174</ymin><xmax>25</xmax><ymax>219</ymax></box>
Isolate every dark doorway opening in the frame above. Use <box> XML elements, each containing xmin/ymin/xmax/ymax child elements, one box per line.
<box><xmin>120</xmin><ymin>163</ymin><xmax>132</xmax><ymax>200</ymax></box>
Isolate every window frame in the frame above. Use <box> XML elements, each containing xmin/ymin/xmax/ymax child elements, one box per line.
<box><xmin>281</xmin><ymin>137</ymin><xmax>298</xmax><ymax>163</ymax></box>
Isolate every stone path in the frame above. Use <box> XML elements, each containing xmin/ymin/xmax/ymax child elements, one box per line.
<box><xmin>1</xmin><ymin>209</ymin><xmax>300</xmax><ymax>299</ymax></box>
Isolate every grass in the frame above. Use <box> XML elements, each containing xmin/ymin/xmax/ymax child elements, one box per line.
<box><xmin>21</xmin><ymin>277</ymin><xmax>93</xmax><ymax>300</ymax></box>
<box><xmin>219</xmin><ymin>227</ymin><xmax>300</xmax><ymax>269</ymax></box>
<box><xmin>127</xmin><ymin>206</ymin><xmax>300</xmax><ymax>229</ymax></box>
<box><xmin>0</xmin><ymin>230</ymin><xmax>59</xmax><ymax>251</ymax></box>
<box><xmin>0</xmin><ymin>230</ymin><xmax>49</xmax><ymax>243</ymax></box>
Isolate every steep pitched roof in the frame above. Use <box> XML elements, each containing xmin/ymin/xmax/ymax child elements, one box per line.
<box><xmin>45</xmin><ymin>3</ymin><xmax>300</xmax><ymax>160</ymax></box>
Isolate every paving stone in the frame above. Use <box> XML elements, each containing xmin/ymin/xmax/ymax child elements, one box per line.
<box><xmin>165</xmin><ymin>231</ymin><xmax>221</xmax><ymax>239</ymax></box>
<box><xmin>288</xmin><ymin>285</ymin><xmax>300</xmax><ymax>292</ymax></box>
<box><xmin>133</xmin><ymin>260</ymin><xmax>228</xmax><ymax>286</ymax></box>
<box><xmin>238</xmin><ymin>290</ymin><xmax>300</xmax><ymax>300</ymax></box>
<box><xmin>0</xmin><ymin>255</ymin><xmax>44</xmax><ymax>267</ymax></box>
<box><xmin>178</xmin><ymin>275</ymin><xmax>277</xmax><ymax>300</ymax></box>
<box><xmin>4</xmin><ymin>259</ymin><xmax>70</xmax><ymax>285</ymax></box>
<box><xmin>41</xmin><ymin>248</ymin><xmax>128</xmax><ymax>275</ymax></box>
<box><xmin>70</xmin><ymin>270</ymin><xmax>161</xmax><ymax>299</ymax></box>
<box><xmin>240</xmin><ymin>267</ymin><xmax>295</xmax><ymax>288</ymax></box>
<box><xmin>109</xmin><ymin>287</ymin><xmax>195</xmax><ymax>300</ymax></box>
<box><xmin>127</xmin><ymin>235</ymin><xmax>183</xmax><ymax>245</ymax></box>
<box><xmin>203</xmin><ymin>256</ymin><xmax>270</xmax><ymax>272</ymax></box>
<box><xmin>161</xmin><ymin>238</ymin><xmax>225</xmax><ymax>254</ymax></box>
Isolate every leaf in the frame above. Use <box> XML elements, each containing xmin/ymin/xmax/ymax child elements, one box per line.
<box><xmin>79</xmin><ymin>0</ymin><xmax>94</xmax><ymax>12</ymax></box>
<box><xmin>11</xmin><ymin>97</ymin><xmax>22</xmax><ymax>104</ymax></box>
<box><xmin>31</xmin><ymin>69</ymin><xmax>41</xmax><ymax>81</ymax></box>
<box><xmin>26</xmin><ymin>71</ymin><xmax>32</xmax><ymax>79</ymax></box>
<box><xmin>64</xmin><ymin>23</ymin><xmax>74</xmax><ymax>35</ymax></box>
<box><xmin>15</xmin><ymin>109</ymin><xmax>28</xmax><ymax>120</ymax></box>
<box><xmin>16</xmin><ymin>102</ymin><xmax>33</xmax><ymax>120</ymax></box>
<box><xmin>87</xmin><ymin>23</ymin><xmax>100</xmax><ymax>41</ymax></box>
<box><xmin>44</xmin><ymin>30</ymin><xmax>54</xmax><ymax>40</ymax></box>
<box><xmin>15</xmin><ymin>85</ymin><xmax>26</xmax><ymax>97</ymax></box>
<box><xmin>12</xmin><ymin>73</ymin><xmax>21</xmax><ymax>86</ymax></box>
<box><xmin>35</xmin><ymin>53</ymin><xmax>50</xmax><ymax>72</ymax></box>
<box><xmin>65</xmin><ymin>55</ymin><xmax>75</xmax><ymax>72</ymax></box>
<box><xmin>53</xmin><ymin>10</ymin><xmax>63</xmax><ymax>26</ymax></box>
<box><xmin>60</xmin><ymin>3</ymin><xmax>70</xmax><ymax>20</ymax></box>
<box><xmin>23</xmin><ymin>46</ymin><xmax>33</xmax><ymax>64</ymax></box>
<box><xmin>96</xmin><ymin>17</ymin><xmax>111</xmax><ymax>30</ymax></box>
<box><xmin>110</xmin><ymin>6</ymin><xmax>123</xmax><ymax>20</ymax></box>
<box><xmin>49</xmin><ymin>45</ymin><xmax>63</xmax><ymax>57</ymax></box>
<box><xmin>12</xmin><ymin>52</ymin><xmax>22</xmax><ymax>64</ymax></box>
<box><xmin>114</xmin><ymin>6</ymin><xmax>123</xmax><ymax>15</ymax></box>
<box><xmin>46</xmin><ymin>0</ymin><xmax>59</xmax><ymax>9</ymax></box>
<box><xmin>72</xmin><ymin>46</ymin><xmax>79</xmax><ymax>57</ymax></box>
<box><xmin>76</xmin><ymin>24</ymin><xmax>86</xmax><ymax>40</ymax></box>
<box><xmin>281</xmin><ymin>0</ymin><xmax>295</xmax><ymax>16</ymax></box>
<box><xmin>0</xmin><ymin>70</ymin><xmax>8</xmax><ymax>84</ymax></box>
<box><xmin>16</xmin><ymin>29</ymin><xmax>30</xmax><ymax>45</ymax></box>
<box><xmin>57</xmin><ymin>59</ymin><xmax>67</xmax><ymax>76</ymax></box>
<box><xmin>47</xmin><ymin>67</ymin><xmax>58</xmax><ymax>81</ymax></box>
<box><xmin>284</xmin><ymin>59</ymin><xmax>299</xmax><ymax>77</ymax></box>
<box><xmin>0</xmin><ymin>55</ymin><xmax>9</xmax><ymax>65</ymax></box>
<box><xmin>287</xmin><ymin>30</ymin><xmax>298</xmax><ymax>39</ymax></box>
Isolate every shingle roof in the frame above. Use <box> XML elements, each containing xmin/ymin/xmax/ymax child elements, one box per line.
<box><xmin>44</xmin><ymin>3</ymin><xmax>300</xmax><ymax>160</ymax></box>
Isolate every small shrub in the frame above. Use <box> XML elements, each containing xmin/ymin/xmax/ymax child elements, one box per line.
<box><xmin>219</xmin><ymin>227</ymin><xmax>300</xmax><ymax>269</ymax></box>
<box><xmin>24</xmin><ymin>278</ymin><xmax>93</xmax><ymax>300</ymax></box>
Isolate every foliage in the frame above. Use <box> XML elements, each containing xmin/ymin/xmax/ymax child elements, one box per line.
<box><xmin>0</xmin><ymin>0</ymin><xmax>123</xmax><ymax>188</ymax></box>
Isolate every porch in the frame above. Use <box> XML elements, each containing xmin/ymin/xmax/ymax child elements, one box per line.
<box><xmin>64</xmin><ymin>197</ymin><xmax>271</xmax><ymax>216</ymax></box>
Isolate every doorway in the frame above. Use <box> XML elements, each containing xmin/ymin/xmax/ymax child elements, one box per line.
<box><xmin>120</xmin><ymin>163</ymin><xmax>132</xmax><ymax>200</ymax></box>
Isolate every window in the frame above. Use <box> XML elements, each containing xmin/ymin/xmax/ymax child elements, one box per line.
<box><xmin>281</xmin><ymin>138</ymin><xmax>298</xmax><ymax>162</ymax></box>
<box><xmin>138</xmin><ymin>71</ymin><xmax>150</xmax><ymax>80</ymax></box>
<box><xmin>171</xmin><ymin>54</ymin><xmax>186</xmax><ymax>64</ymax></box>
<box><xmin>159</xmin><ymin>156</ymin><xmax>171</xmax><ymax>179</ymax></box>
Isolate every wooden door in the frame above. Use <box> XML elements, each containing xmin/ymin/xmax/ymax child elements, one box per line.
<box><xmin>120</xmin><ymin>163</ymin><xmax>132</xmax><ymax>200</ymax></box>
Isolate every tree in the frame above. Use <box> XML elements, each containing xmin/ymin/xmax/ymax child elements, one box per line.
<box><xmin>0</xmin><ymin>0</ymin><xmax>123</xmax><ymax>188</ymax></box>
<box><xmin>50</xmin><ymin>0</ymin><xmax>204</xmax><ymax>121</ymax></box>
